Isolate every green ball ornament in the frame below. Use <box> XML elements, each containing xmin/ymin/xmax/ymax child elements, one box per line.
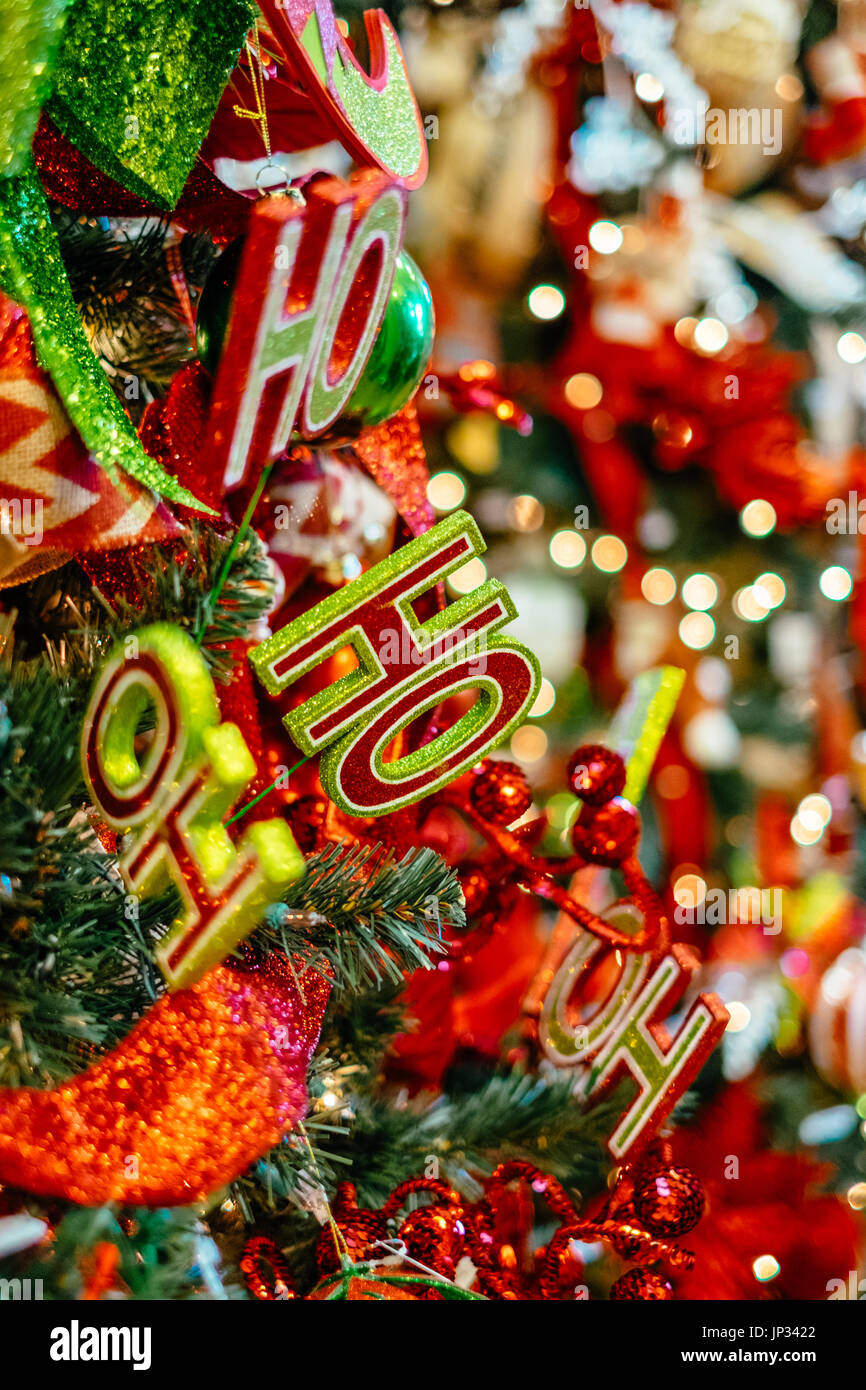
<box><xmin>195</xmin><ymin>237</ymin><xmax>243</xmax><ymax>377</ymax></box>
<box><xmin>335</xmin><ymin>249</ymin><xmax>434</xmax><ymax>438</ymax></box>
<box><xmin>195</xmin><ymin>243</ymin><xmax>434</xmax><ymax>443</ymax></box>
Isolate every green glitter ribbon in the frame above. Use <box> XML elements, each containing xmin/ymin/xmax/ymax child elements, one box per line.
<box><xmin>0</xmin><ymin>0</ymin><xmax>73</xmax><ymax>178</ymax></box>
<box><xmin>0</xmin><ymin>166</ymin><xmax>214</xmax><ymax>512</ymax></box>
<box><xmin>47</xmin><ymin>0</ymin><xmax>254</xmax><ymax>208</ymax></box>
<box><xmin>606</xmin><ymin>665</ymin><xmax>686</xmax><ymax>804</ymax></box>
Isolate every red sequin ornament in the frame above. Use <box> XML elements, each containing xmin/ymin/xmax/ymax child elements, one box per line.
<box><xmin>567</xmin><ymin>744</ymin><xmax>626</xmax><ymax>805</ymax></box>
<box><xmin>314</xmin><ymin>1183</ymin><xmax>387</xmax><ymax>1276</ymax></box>
<box><xmin>538</xmin><ymin>1228</ymin><xmax>586</xmax><ymax>1301</ymax></box>
<box><xmin>571</xmin><ymin>797</ymin><xmax>641</xmax><ymax>866</ymax></box>
<box><xmin>609</xmin><ymin>1268</ymin><xmax>673</xmax><ymax>1300</ymax></box>
<box><xmin>240</xmin><ymin>1235</ymin><xmax>297</xmax><ymax>1300</ymax></box>
<box><xmin>398</xmin><ymin>1205</ymin><xmax>466</xmax><ymax>1280</ymax></box>
<box><xmin>469</xmin><ymin>760</ymin><xmax>532</xmax><ymax>825</ymax></box>
<box><xmin>608</xmin><ymin>1222</ymin><xmax>653</xmax><ymax>1261</ymax></box>
<box><xmin>633</xmin><ymin>1165</ymin><xmax>705</xmax><ymax>1239</ymax></box>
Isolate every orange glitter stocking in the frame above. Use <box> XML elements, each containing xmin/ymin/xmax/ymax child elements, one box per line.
<box><xmin>0</xmin><ymin>961</ymin><xmax>329</xmax><ymax>1206</ymax></box>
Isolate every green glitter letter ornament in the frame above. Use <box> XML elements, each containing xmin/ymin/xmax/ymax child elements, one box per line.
<box><xmin>261</xmin><ymin>0</ymin><xmax>428</xmax><ymax>189</ymax></box>
<box><xmin>82</xmin><ymin>623</ymin><xmax>304</xmax><ymax>989</ymax></box>
<box><xmin>249</xmin><ymin>510</ymin><xmax>542</xmax><ymax>817</ymax></box>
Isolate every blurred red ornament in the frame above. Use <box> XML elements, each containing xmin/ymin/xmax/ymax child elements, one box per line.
<box><xmin>469</xmin><ymin>760</ymin><xmax>532</xmax><ymax>825</ymax></box>
<box><xmin>671</xmin><ymin>1083</ymin><xmax>859</xmax><ymax>1300</ymax></box>
<box><xmin>609</xmin><ymin>1269</ymin><xmax>673</xmax><ymax>1300</ymax></box>
<box><xmin>286</xmin><ymin>796</ymin><xmax>331</xmax><ymax>854</ymax></box>
<box><xmin>437</xmin><ymin>362</ymin><xmax>533</xmax><ymax>437</ymax></box>
<box><xmin>460</xmin><ymin>868</ymin><xmax>494</xmax><ymax>919</ymax></box>
<box><xmin>257</xmin><ymin>447</ymin><xmax>398</xmax><ymax>610</ymax></box>
<box><xmin>633</xmin><ymin>1165</ymin><xmax>705</xmax><ymax>1239</ymax></box>
<box><xmin>567</xmin><ymin>744</ymin><xmax>626</xmax><ymax>805</ymax></box>
<box><xmin>571</xmin><ymin>797</ymin><xmax>640</xmax><ymax>866</ymax></box>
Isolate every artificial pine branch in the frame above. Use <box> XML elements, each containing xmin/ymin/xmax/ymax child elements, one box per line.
<box><xmin>13</xmin><ymin>1204</ymin><xmax>236</xmax><ymax>1301</ymax></box>
<box><xmin>3</xmin><ymin>524</ymin><xmax>273</xmax><ymax>681</ymax></box>
<box><xmin>255</xmin><ymin>841</ymin><xmax>463</xmax><ymax>991</ymax></box>
<box><xmin>340</xmin><ymin>1072</ymin><xmax>622</xmax><ymax>1208</ymax></box>
<box><xmin>106</xmin><ymin>524</ymin><xmax>274</xmax><ymax>682</ymax></box>
<box><xmin>53</xmin><ymin>209</ymin><xmax>219</xmax><ymax>413</ymax></box>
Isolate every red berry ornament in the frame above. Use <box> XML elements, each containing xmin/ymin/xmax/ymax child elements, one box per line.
<box><xmin>633</xmin><ymin>1166</ymin><xmax>705</xmax><ymax>1239</ymax></box>
<box><xmin>571</xmin><ymin>797</ymin><xmax>640</xmax><ymax>866</ymax></box>
<box><xmin>468</xmin><ymin>760</ymin><xmax>532</xmax><ymax>825</ymax></box>
<box><xmin>567</xmin><ymin>744</ymin><xmax>626</xmax><ymax>805</ymax></box>
<box><xmin>609</xmin><ymin>1268</ymin><xmax>673</xmax><ymax>1300</ymax></box>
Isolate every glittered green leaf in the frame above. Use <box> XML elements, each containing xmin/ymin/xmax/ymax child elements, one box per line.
<box><xmin>0</xmin><ymin>0</ymin><xmax>73</xmax><ymax>178</ymax></box>
<box><xmin>47</xmin><ymin>0</ymin><xmax>254</xmax><ymax>209</ymax></box>
<box><xmin>0</xmin><ymin>166</ymin><xmax>214</xmax><ymax>512</ymax></box>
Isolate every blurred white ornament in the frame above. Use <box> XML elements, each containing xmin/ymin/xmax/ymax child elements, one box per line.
<box><xmin>683</xmin><ymin>707</ymin><xmax>742</xmax><ymax>768</ymax></box>
<box><xmin>569</xmin><ymin>97</ymin><xmax>665</xmax><ymax>194</ymax></box>
<box><xmin>810</xmin><ymin>948</ymin><xmax>866</xmax><ymax>1093</ymax></box>
<box><xmin>711</xmin><ymin>193</ymin><xmax>866</xmax><ymax>314</ymax></box>
<box><xmin>593</xmin><ymin>0</ymin><xmax>708</xmax><ymax>139</ymax></box>
<box><xmin>499</xmin><ymin>570</ymin><xmax>585</xmax><ymax>684</ymax></box>
<box><xmin>768</xmin><ymin>612</ymin><xmax>821</xmax><ymax>685</ymax></box>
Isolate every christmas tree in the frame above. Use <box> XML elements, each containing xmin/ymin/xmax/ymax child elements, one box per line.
<box><xmin>0</xmin><ymin>0</ymin><xmax>863</xmax><ymax>1318</ymax></box>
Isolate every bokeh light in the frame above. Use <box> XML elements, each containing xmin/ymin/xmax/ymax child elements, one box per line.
<box><xmin>447</xmin><ymin>557</ymin><xmax>487</xmax><ymax>596</ymax></box>
<box><xmin>528</xmin><ymin>284</ymin><xmax>566</xmax><ymax>320</ymax></box>
<box><xmin>564</xmin><ymin>373</ymin><xmax>603</xmax><ymax>409</ymax></box>
<box><xmin>641</xmin><ymin>567</ymin><xmax>677</xmax><ymax>604</ymax></box>
<box><xmin>511</xmin><ymin>725</ymin><xmax>548</xmax><ymax>763</ymax></box>
<box><xmin>682</xmin><ymin>573</ymin><xmax>719</xmax><ymax>611</ymax></box>
<box><xmin>837</xmin><ymin>331</ymin><xmax>866</xmax><ymax>364</ymax></box>
<box><xmin>679</xmin><ymin>611</ymin><xmax>715</xmax><ymax>649</ymax></box>
<box><xmin>529</xmin><ymin>677</ymin><xmax>556</xmax><ymax>718</ymax></box>
<box><xmin>819</xmin><ymin>566</ymin><xmax>853</xmax><ymax>601</ymax></box>
<box><xmin>591</xmin><ymin>535</ymin><xmax>628</xmax><ymax>572</ymax></box>
<box><xmin>739</xmin><ymin>499</ymin><xmax>777</xmax><ymax>537</ymax></box>
<box><xmin>550</xmin><ymin>530</ymin><xmax>587</xmax><ymax>569</ymax></box>
<box><xmin>588</xmin><ymin>220</ymin><xmax>624</xmax><ymax>255</ymax></box>
<box><xmin>427</xmin><ymin>471</ymin><xmax>466</xmax><ymax>512</ymax></box>
<box><xmin>508</xmin><ymin>494</ymin><xmax>545</xmax><ymax>532</ymax></box>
